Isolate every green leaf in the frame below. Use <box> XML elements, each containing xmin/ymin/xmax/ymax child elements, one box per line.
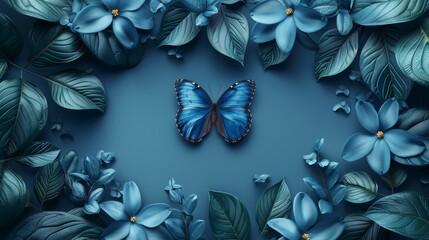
<box><xmin>207</xmin><ymin>7</ymin><xmax>249</xmax><ymax>66</ymax></box>
<box><xmin>0</xmin><ymin>12</ymin><xmax>23</xmax><ymax>77</ymax></box>
<box><xmin>34</xmin><ymin>160</ymin><xmax>65</xmax><ymax>204</ymax></box>
<box><xmin>81</xmin><ymin>31</ymin><xmax>145</xmax><ymax>68</ymax></box>
<box><xmin>0</xmin><ymin>165</ymin><xmax>27</xmax><ymax>227</ymax></box>
<box><xmin>208</xmin><ymin>190</ymin><xmax>251</xmax><ymax>240</ymax></box>
<box><xmin>366</xmin><ymin>192</ymin><xmax>429</xmax><ymax>239</ymax></box>
<box><xmin>379</xmin><ymin>164</ymin><xmax>407</xmax><ymax>189</ymax></box>
<box><xmin>256</xmin><ymin>179</ymin><xmax>291</xmax><ymax>235</ymax></box>
<box><xmin>258</xmin><ymin>40</ymin><xmax>289</xmax><ymax>70</ymax></box>
<box><xmin>351</xmin><ymin>0</ymin><xmax>429</xmax><ymax>26</ymax></box>
<box><xmin>341</xmin><ymin>171</ymin><xmax>378</xmax><ymax>204</ymax></box>
<box><xmin>315</xmin><ymin>28</ymin><xmax>360</xmax><ymax>80</ymax></box>
<box><xmin>158</xmin><ymin>7</ymin><xmax>201</xmax><ymax>47</ymax></box>
<box><xmin>2</xmin><ymin>0</ymin><xmax>71</xmax><ymax>22</ymax></box>
<box><xmin>396</xmin><ymin>18</ymin><xmax>429</xmax><ymax>87</ymax></box>
<box><xmin>0</xmin><ymin>78</ymin><xmax>48</xmax><ymax>155</ymax></box>
<box><xmin>360</xmin><ymin>27</ymin><xmax>412</xmax><ymax>101</ymax></box>
<box><xmin>9</xmin><ymin>211</ymin><xmax>103</xmax><ymax>239</ymax></box>
<box><xmin>47</xmin><ymin>69</ymin><xmax>106</xmax><ymax>112</ymax></box>
<box><xmin>341</xmin><ymin>213</ymin><xmax>384</xmax><ymax>240</ymax></box>
<box><xmin>28</xmin><ymin>20</ymin><xmax>85</xmax><ymax>67</ymax></box>
<box><xmin>15</xmin><ymin>141</ymin><xmax>60</xmax><ymax>167</ymax></box>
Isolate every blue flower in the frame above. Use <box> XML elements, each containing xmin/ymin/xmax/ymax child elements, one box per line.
<box><xmin>342</xmin><ymin>99</ymin><xmax>425</xmax><ymax>175</ymax></box>
<box><xmin>268</xmin><ymin>192</ymin><xmax>344</xmax><ymax>240</ymax></box>
<box><xmin>100</xmin><ymin>181</ymin><xmax>171</xmax><ymax>240</ymax></box>
<box><xmin>72</xmin><ymin>0</ymin><xmax>154</xmax><ymax>49</ymax></box>
<box><xmin>96</xmin><ymin>150</ymin><xmax>116</xmax><ymax>164</ymax></box>
<box><xmin>110</xmin><ymin>180</ymin><xmax>124</xmax><ymax>198</ymax></box>
<box><xmin>164</xmin><ymin>178</ymin><xmax>184</xmax><ymax>203</ymax></box>
<box><xmin>178</xmin><ymin>0</ymin><xmax>220</xmax><ymax>26</ymax></box>
<box><xmin>250</xmin><ymin>0</ymin><xmax>327</xmax><ymax>53</ymax></box>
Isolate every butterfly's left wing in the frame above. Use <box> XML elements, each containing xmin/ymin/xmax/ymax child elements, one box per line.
<box><xmin>216</xmin><ymin>80</ymin><xmax>256</xmax><ymax>143</ymax></box>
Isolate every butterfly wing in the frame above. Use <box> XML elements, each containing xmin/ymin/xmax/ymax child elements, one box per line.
<box><xmin>175</xmin><ymin>79</ymin><xmax>214</xmax><ymax>143</ymax></box>
<box><xmin>215</xmin><ymin>80</ymin><xmax>256</xmax><ymax>143</ymax></box>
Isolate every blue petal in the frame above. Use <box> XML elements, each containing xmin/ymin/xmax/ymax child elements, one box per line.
<box><xmin>84</xmin><ymin>199</ymin><xmax>100</xmax><ymax>214</ymax></box>
<box><xmin>267</xmin><ymin>218</ymin><xmax>301</xmax><ymax>240</ymax></box>
<box><xmin>73</xmin><ymin>5</ymin><xmax>112</xmax><ymax>33</ymax></box>
<box><xmin>136</xmin><ymin>203</ymin><xmax>171</xmax><ymax>228</ymax></box>
<box><xmin>126</xmin><ymin>224</ymin><xmax>148</xmax><ymax>240</ymax></box>
<box><xmin>101</xmin><ymin>220</ymin><xmax>131</xmax><ymax>240</ymax></box>
<box><xmin>100</xmin><ymin>201</ymin><xmax>128</xmax><ymax>220</ymax></box>
<box><xmin>196</xmin><ymin>14</ymin><xmax>209</xmax><ymax>26</ymax></box>
<box><xmin>122</xmin><ymin>6</ymin><xmax>155</xmax><ymax>30</ymax></box>
<box><xmin>384</xmin><ymin>129</ymin><xmax>425</xmax><ymax>157</ymax></box>
<box><xmin>113</xmin><ymin>17</ymin><xmax>140</xmax><ymax>49</ymax></box>
<box><xmin>367</xmin><ymin>139</ymin><xmax>391</xmax><ymax>175</ymax></box>
<box><xmin>150</xmin><ymin>0</ymin><xmax>165</xmax><ymax>13</ymax></box>
<box><xmin>284</xmin><ymin>0</ymin><xmax>300</xmax><ymax>6</ymax></box>
<box><xmin>251</xmin><ymin>23</ymin><xmax>276</xmax><ymax>43</ymax></box>
<box><xmin>309</xmin><ymin>218</ymin><xmax>344</xmax><ymax>240</ymax></box>
<box><xmin>123</xmin><ymin>181</ymin><xmax>142</xmax><ymax>216</ymax></box>
<box><xmin>342</xmin><ymin>134</ymin><xmax>377</xmax><ymax>161</ymax></box>
<box><xmin>275</xmin><ymin>17</ymin><xmax>296</xmax><ymax>53</ymax></box>
<box><xmin>356</xmin><ymin>100</ymin><xmax>379</xmax><ymax>133</ymax></box>
<box><xmin>102</xmin><ymin>0</ymin><xmax>120</xmax><ymax>9</ymax></box>
<box><xmin>378</xmin><ymin>98</ymin><xmax>399</xmax><ymax>131</ymax></box>
<box><xmin>293</xmin><ymin>5</ymin><xmax>327</xmax><ymax>33</ymax></box>
<box><xmin>120</xmin><ymin>0</ymin><xmax>146</xmax><ymax>11</ymax></box>
<box><xmin>293</xmin><ymin>192</ymin><xmax>318</xmax><ymax>232</ymax></box>
<box><xmin>250</xmin><ymin>0</ymin><xmax>287</xmax><ymax>25</ymax></box>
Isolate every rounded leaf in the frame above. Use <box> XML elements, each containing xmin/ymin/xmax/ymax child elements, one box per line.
<box><xmin>3</xmin><ymin>0</ymin><xmax>71</xmax><ymax>22</ymax></box>
<box><xmin>34</xmin><ymin>160</ymin><xmax>65</xmax><ymax>204</ymax></box>
<box><xmin>15</xmin><ymin>141</ymin><xmax>60</xmax><ymax>167</ymax></box>
<box><xmin>0</xmin><ymin>165</ymin><xmax>27</xmax><ymax>227</ymax></box>
<box><xmin>258</xmin><ymin>40</ymin><xmax>289</xmax><ymax>70</ymax></box>
<box><xmin>341</xmin><ymin>213</ymin><xmax>384</xmax><ymax>240</ymax></box>
<box><xmin>341</xmin><ymin>171</ymin><xmax>378</xmax><ymax>204</ymax></box>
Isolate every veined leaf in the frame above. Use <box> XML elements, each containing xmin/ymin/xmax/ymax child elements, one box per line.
<box><xmin>0</xmin><ymin>78</ymin><xmax>48</xmax><ymax>155</ymax></box>
<box><xmin>2</xmin><ymin>0</ymin><xmax>71</xmax><ymax>22</ymax></box>
<box><xmin>15</xmin><ymin>141</ymin><xmax>60</xmax><ymax>167</ymax></box>
<box><xmin>0</xmin><ymin>58</ymin><xmax>6</xmax><ymax>79</ymax></box>
<box><xmin>0</xmin><ymin>165</ymin><xmax>27</xmax><ymax>227</ymax></box>
<box><xmin>397</xmin><ymin>108</ymin><xmax>429</xmax><ymax>137</ymax></box>
<box><xmin>380</xmin><ymin>164</ymin><xmax>407</xmax><ymax>189</ymax></box>
<box><xmin>341</xmin><ymin>213</ymin><xmax>384</xmax><ymax>240</ymax></box>
<box><xmin>0</xmin><ymin>12</ymin><xmax>23</xmax><ymax>77</ymax></box>
<box><xmin>208</xmin><ymin>190</ymin><xmax>251</xmax><ymax>240</ymax></box>
<box><xmin>258</xmin><ymin>40</ymin><xmax>289</xmax><ymax>69</ymax></box>
<box><xmin>341</xmin><ymin>171</ymin><xmax>378</xmax><ymax>204</ymax></box>
<box><xmin>34</xmin><ymin>160</ymin><xmax>65</xmax><ymax>204</ymax></box>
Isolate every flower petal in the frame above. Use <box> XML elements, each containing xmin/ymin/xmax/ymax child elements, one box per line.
<box><xmin>285</xmin><ymin>0</ymin><xmax>301</xmax><ymax>6</ymax></box>
<box><xmin>100</xmin><ymin>201</ymin><xmax>128</xmax><ymax>220</ymax></box>
<box><xmin>267</xmin><ymin>218</ymin><xmax>301</xmax><ymax>239</ymax></box>
<box><xmin>126</xmin><ymin>224</ymin><xmax>148</xmax><ymax>240</ymax></box>
<box><xmin>73</xmin><ymin>5</ymin><xmax>112</xmax><ymax>33</ymax></box>
<box><xmin>101</xmin><ymin>220</ymin><xmax>131</xmax><ymax>240</ymax></box>
<box><xmin>251</xmin><ymin>23</ymin><xmax>276</xmax><ymax>43</ymax></box>
<box><xmin>122</xmin><ymin>6</ymin><xmax>155</xmax><ymax>30</ymax></box>
<box><xmin>384</xmin><ymin>129</ymin><xmax>425</xmax><ymax>157</ymax></box>
<box><xmin>309</xmin><ymin>218</ymin><xmax>344</xmax><ymax>240</ymax></box>
<box><xmin>367</xmin><ymin>139</ymin><xmax>391</xmax><ymax>175</ymax></box>
<box><xmin>293</xmin><ymin>5</ymin><xmax>327</xmax><ymax>33</ymax></box>
<box><xmin>275</xmin><ymin>17</ymin><xmax>296</xmax><ymax>53</ymax></box>
<box><xmin>342</xmin><ymin>134</ymin><xmax>377</xmax><ymax>161</ymax></box>
<box><xmin>136</xmin><ymin>203</ymin><xmax>171</xmax><ymax>228</ymax></box>
<box><xmin>113</xmin><ymin>17</ymin><xmax>140</xmax><ymax>49</ymax></box>
<box><xmin>293</xmin><ymin>192</ymin><xmax>318</xmax><ymax>232</ymax></box>
<box><xmin>120</xmin><ymin>0</ymin><xmax>146</xmax><ymax>11</ymax></box>
<box><xmin>123</xmin><ymin>181</ymin><xmax>142</xmax><ymax>216</ymax></box>
<box><xmin>378</xmin><ymin>98</ymin><xmax>399</xmax><ymax>131</ymax></box>
<box><xmin>102</xmin><ymin>0</ymin><xmax>120</xmax><ymax>9</ymax></box>
<box><xmin>250</xmin><ymin>0</ymin><xmax>287</xmax><ymax>25</ymax></box>
<box><xmin>356</xmin><ymin>100</ymin><xmax>380</xmax><ymax>133</ymax></box>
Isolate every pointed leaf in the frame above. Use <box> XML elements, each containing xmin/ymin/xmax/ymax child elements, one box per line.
<box><xmin>380</xmin><ymin>164</ymin><xmax>407</xmax><ymax>189</ymax></box>
<box><xmin>0</xmin><ymin>165</ymin><xmax>27</xmax><ymax>227</ymax></box>
<box><xmin>0</xmin><ymin>13</ymin><xmax>23</xmax><ymax>74</ymax></box>
<box><xmin>303</xmin><ymin>176</ymin><xmax>327</xmax><ymax>199</ymax></box>
<box><xmin>165</xmin><ymin>218</ymin><xmax>186</xmax><ymax>239</ymax></box>
<box><xmin>15</xmin><ymin>141</ymin><xmax>60</xmax><ymax>167</ymax></box>
<box><xmin>341</xmin><ymin>171</ymin><xmax>378</xmax><ymax>204</ymax></box>
<box><xmin>2</xmin><ymin>0</ymin><xmax>71</xmax><ymax>22</ymax></box>
<box><xmin>0</xmin><ymin>58</ymin><xmax>7</xmax><ymax>79</ymax></box>
<box><xmin>34</xmin><ymin>160</ymin><xmax>65</xmax><ymax>204</ymax></box>
<box><xmin>341</xmin><ymin>213</ymin><xmax>384</xmax><ymax>240</ymax></box>
<box><xmin>258</xmin><ymin>40</ymin><xmax>289</xmax><ymax>69</ymax></box>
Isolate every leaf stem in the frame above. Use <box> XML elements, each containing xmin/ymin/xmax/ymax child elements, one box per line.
<box><xmin>316</xmin><ymin>153</ymin><xmax>332</xmax><ymax>203</ymax></box>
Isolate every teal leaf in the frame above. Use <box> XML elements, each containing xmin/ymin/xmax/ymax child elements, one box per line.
<box><xmin>96</xmin><ymin>168</ymin><xmax>115</xmax><ymax>185</ymax></box>
<box><xmin>208</xmin><ymin>190</ymin><xmax>251</xmax><ymax>240</ymax></box>
<box><xmin>34</xmin><ymin>160</ymin><xmax>65</xmax><ymax>204</ymax></box>
<box><xmin>28</xmin><ymin>21</ymin><xmax>85</xmax><ymax>67</ymax></box>
<box><xmin>47</xmin><ymin>69</ymin><xmax>106</xmax><ymax>112</ymax></box>
<box><xmin>303</xmin><ymin>177</ymin><xmax>327</xmax><ymax>199</ymax></box>
<box><xmin>315</xmin><ymin>28</ymin><xmax>360</xmax><ymax>80</ymax></box>
<box><xmin>256</xmin><ymin>179</ymin><xmax>292</xmax><ymax>235</ymax></box>
<box><xmin>379</xmin><ymin>164</ymin><xmax>407</xmax><ymax>189</ymax></box>
<box><xmin>0</xmin><ymin>165</ymin><xmax>27</xmax><ymax>227</ymax></box>
<box><xmin>258</xmin><ymin>40</ymin><xmax>289</xmax><ymax>70</ymax></box>
<box><xmin>330</xmin><ymin>184</ymin><xmax>346</xmax><ymax>205</ymax></box>
<box><xmin>311</xmin><ymin>0</ymin><xmax>339</xmax><ymax>16</ymax></box>
<box><xmin>351</xmin><ymin>0</ymin><xmax>429</xmax><ymax>26</ymax></box>
<box><xmin>9</xmin><ymin>211</ymin><xmax>103</xmax><ymax>239</ymax></box>
<box><xmin>158</xmin><ymin>7</ymin><xmax>201</xmax><ymax>47</ymax></box>
<box><xmin>0</xmin><ymin>58</ymin><xmax>6</xmax><ymax>79</ymax></box>
<box><xmin>81</xmin><ymin>31</ymin><xmax>145</xmax><ymax>68</ymax></box>
<box><xmin>366</xmin><ymin>192</ymin><xmax>429</xmax><ymax>239</ymax></box>
<box><xmin>15</xmin><ymin>141</ymin><xmax>60</xmax><ymax>167</ymax></box>
<box><xmin>341</xmin><ymin>213</ymin><xmax>384</xmax><ymax>240</ymax></box>
<box><xmin>0</xmin><ymin>78</ymin><xmax>48</xmax><ymax>155</ymax></box>
<box><xmin>0</xmin><ymin>13</ymin><xmax>23</xmax><ymax>79</ymax></box>
<box><xmin>360</xmin><ymin>27</ymin><xmax>412</xmax><ymax>101</ymax></box>
<box><xmin>2</xmin><ymin>0</ymin><xmax>71</xmax><ymax>22</ymax></box>
<box><xmin>189</xmin><ymin>220</ymin><xmax>205</xmax><ymax>240</ymax></box>
<box><xmin>165</xmin><ymin>218</ymin><xmax>185</xmax><ymax>239</ymax></box>
<box><xmin>396</xmin><ymin>18</ymin><xmax>429</xmax><ymax>87</ymax></box>
<box><xmin>341</xmin><ymin>171</ymin><xmax>378</xmax><ymax>204</ymax></box>
<box><xmin>318</xmin><ymin>199</ymin><xmax>333</xmax><ymax>214</ymax></box>
<box><xmin>397</xmin><ymin>108</ymin><xmax>429</xmax><ymax>137</ymax></box>
<box><xmin>207</xmin><ymin>7</ymin><xmax>249</xmax><ymax>65</ymax></box>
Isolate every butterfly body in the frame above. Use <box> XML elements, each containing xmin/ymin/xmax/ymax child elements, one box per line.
<box><xmin>175</xmin><ymin>79</ymin><xmax>256</xmax><ymax>143</ymax></box>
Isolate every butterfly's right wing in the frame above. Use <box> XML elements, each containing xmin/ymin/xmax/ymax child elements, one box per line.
<box><xmin>175</xmin><ymin>79</ymin><xmax>214</xmax><ymax>143</ymax></box>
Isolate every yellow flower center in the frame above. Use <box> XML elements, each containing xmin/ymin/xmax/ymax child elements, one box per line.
<box><xmin>286</xmin><ymin>7</ymin><xmax>294</xmax><ymax>15</ymax></box>
<box><xmin>112</xmin><ymin>9</ymin><xmax>119</xmax><ymax>17</ymax></box>
<box><xmin>302</xmin><ymin>233</ymin><xmax>310</xmax><ymax>240</ymax></box>
<box><xmin>377</xmin><ymin>131</ymin><xmax>384</xmax><ymax>138</ymax></box>
<box><xmin>130</xmin><ymin>216</ymin><xmax>137</xmax><ymax>223</ymax></box>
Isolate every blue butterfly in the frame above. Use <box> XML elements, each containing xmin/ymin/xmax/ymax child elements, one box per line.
<box><xmin>175</xmin><ymin>79</ymin><xmax>256</xmax><ymax>143</ymax></box>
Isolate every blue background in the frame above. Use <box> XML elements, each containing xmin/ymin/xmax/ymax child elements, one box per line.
<box><xmin>2</xmin><ymin>3</ymin><xmax>428</xmax><ymax>239</ymax></box>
